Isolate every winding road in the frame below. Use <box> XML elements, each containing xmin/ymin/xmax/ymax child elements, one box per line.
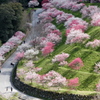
<box><xmin>0</xmin><ymin>8</ymin><xmax>44</xmax><ymax>100</ymax></box>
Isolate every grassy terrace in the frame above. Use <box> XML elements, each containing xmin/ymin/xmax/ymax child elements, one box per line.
<box><xmin>17</xmin><ymin>3</ymin><xmax>100</xmax><ymax>96</ymax></box>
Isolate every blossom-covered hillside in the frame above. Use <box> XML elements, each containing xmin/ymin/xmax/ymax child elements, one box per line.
<box><xmin>17</xmin><ymin>0</ymin><xmax>100</xmax><ymax>96</ymax></box>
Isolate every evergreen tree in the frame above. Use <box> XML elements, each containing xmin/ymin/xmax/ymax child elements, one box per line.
<box><xmin>0</xmin><ymin>2</ymin><xmax>23</xmax><ymax>43</ymax></box>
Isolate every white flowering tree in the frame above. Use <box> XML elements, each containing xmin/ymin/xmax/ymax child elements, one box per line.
<box><xmin>24</xmin><ymin>48</ymin><xmax>39</xmax><ymax>60</ymax></box>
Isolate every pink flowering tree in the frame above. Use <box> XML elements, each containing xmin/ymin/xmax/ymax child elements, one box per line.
<box><xmin>59</xmin><ymin>61</ymin><xmax>68</xmax><ymax>66</ymax></box>
<box><xmin>68</xmin><ymin>77</ymin><xmax>79</xmax><ymax>89</ymax></box>
<box><xmin>25</xmin><ymin>72</ymin><xmax>38</xmax><ymax>84</ymax></box>
<box><xmin>65</xmin><ymin>29</ymin><xmax>90</xmax><ymax>44</ymax></box>
<box><xmin>52</xmin><ymin>53</ymin><xmax>70</xmax><ymax>63</ymax></box>
<box><xmin>42</xmin><ymin>3</ymin><xmax>54</xmax><ymax>10</ymax></box>
<box><xmin>17</xmin><ymin>69</ymin><xmax>26</xmax><ymax>78</ymax></box>
<box><xmin>91</xmin><ymin>13</ymin><xmax>100</xmax><ymax>26</ymax></box>
<box><xmin>25</xmin><ymin>60</ymin><xmax>34</xmax><ymax>68</ymax></box>
<box><xmin>68</xmin><ymin>58</ymin><xmax>84</xmax><ymax>70</ymax></box>
<box><xmin>41</xmin><ymin>45</ymin><xmax>54</xmax><ymax>56</ymax></box>
<box><xmin>46</xmin><ymin>33</ymin><xmax>61</xmax><ymax>44</ymax></box>
<box><xmin>15</xmin><ymin>52</ymin><xmax>24</xmax><ymax>60</ymax></box>
<box><xmin>80</xmin><ymin>6</ymin><xmax>99</xmax><ymax>18</ymax></box>
<box><xmin>86</xmin><ymin>39</ymin><xmax>100</xmax><ymax>48</ymax></box>
<box><xmin>51</xmin><ymin>29</ymin><xmax>61</xmax><ymax>35</ymax></box>
<box><xmin>37</xmin><ymin>70</ymin><xmax>68</xmax><ymax>87</ymax></box>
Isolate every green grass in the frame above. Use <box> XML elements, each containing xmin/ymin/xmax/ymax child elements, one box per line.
<box><xmin>84</xmin><ymin>3</ymin><xmax>100</xmax><ymax>7</ymax></box>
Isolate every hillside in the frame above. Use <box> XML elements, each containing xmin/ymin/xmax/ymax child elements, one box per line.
<box><xmin>16</xmin><ymin>2</ymin><xmax>100</xmax><ymax>97</ymax></box>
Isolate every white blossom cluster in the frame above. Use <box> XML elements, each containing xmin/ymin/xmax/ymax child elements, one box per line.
<box><xmin>42</xmin><ymin>3</ymin><xmax>54</xmax><ymax>9</ymax></box>
<box><xmin>64</xmin><ymin>17</ymin><xmax>88</xmax><ymax>30</ymax></box>
<box><xmin>28</xmin><ymin>0</ymin><xmax>39</xmax><ymax>7</ymax></box>
<box><xmin>80</xmin><ymin>6</ymin><xmax>100</xmax><ymax>18</ymax></box>
<box><xmin>86</xmin><ymin>39</ymin><xmax>100</xmax><ymax>48</ymax></box>
<box><xmin>94</xmin><ymin>62</ymin><xmax>100</xmax><ymax>74</ymax></box>
<box><xmin>46</xmin><ymin>33</ymin><xmax>61</xmax><ymax>44</ymax></box>
<box><xmin>65</xmin><ymin>29</ymin><xmax>90</xmax><ymax>44</ymax></box>
<box><xmin>91</xmin><ymin>12</ymin><xmax>100</xmax><ymax>26</ymax></box>
<box><xmin>24</xmin><ymin>48</ymin><xmax>39</xmax><ymax>59</ymax></box>
<box><xmin>17</xmin><ymin>43</ymin><xmax>32</xmax><ymax>52</ymax></box>
<box><xmin>56</xmin><ymin>13</ymin><xmax>73</xmax><ymax>24</ymax></box>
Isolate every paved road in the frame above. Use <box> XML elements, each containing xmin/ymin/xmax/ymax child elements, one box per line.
<box><xmin>0</xmin><ymin>8</ymin><xmax>44</xmax><ymax>100</ymax></box>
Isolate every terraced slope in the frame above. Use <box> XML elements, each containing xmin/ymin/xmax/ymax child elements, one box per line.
<box><xmin>17</xmin><ymin>4</ymin><xmax>100</xmax><ymax>96</ymax></box>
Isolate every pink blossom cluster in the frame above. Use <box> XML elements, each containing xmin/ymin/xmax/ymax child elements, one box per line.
<box><xmin>51</xmin><ymin>29</ymin><xmax>61</xmax><ymax>35</ymax></box>
<box><xmin>20</xmin><ymin>68</ymin><xmax>80</xmax><ymax>88</ymax></box>
<box><xmin>80</xmin><ymin>6</ymin><xmax>100</xmax><ymax>18</ymax></box>
<box><xmin>25</xmin><ymin>72</ymin><xmax>39</xmax><ymax>82</ymax></box>
<box><xmin>48</xmin><ymin>9</ymin><xmax>64</xmax><ymax>18</ymax></box>
<box><xmin>39</xmin><ymin>29</ymin><xmax>61</xmax><ymax>47</ymax></box>
<box><xmin>52</xmin><ymin>53</ymin><xmax>69</xmax><ymax>66</ymax></box>
<box><xmin>0</xmin><ymin>31</ymin><xmax>25</xmax><ymax>61</ymax></box>
<box><xmin>25</xmin><ymin>60</ymin><xmax>34</xmax><ymax>67</ymax></box>
<box><xmin>52</xmin><ymin>53</ymin><xmax>69</xmax><ymax>62</ymax></box>
<box><xmin>64</xmin><ymin>17</ymin><xmax>88</xmax><ymax>30</ymax></box>
<box><xmin>49</xmin><ymin>0</ymin><xmax>85</xmax><ymax>11</ymax></box>
<box><xmin>46</xmin><ymin>33</ymin><xmax>61</xmax><ymax>43</ymax></box>
<box><xmin>68</xmin><ymin>77</ymin><xmax>79</xmax><ymax>88</ymax></box>
<box><xmin>91</xmin><ymin>13</ymin><xmax>100</xmax><ymax>26</ymax></box>
<box><xmin>43</xmin><ymin>23</ymin><xmax>56</xmax><ymax>34</ymax></box>
<box><xmin>17</xmin><ymin>68</ymin><xmax>26</xmax><ymax>77</ymax></box>
<box><xmin>14</xmin><ymin>31</ymin><xmax>26</xmax><ymax>39</ymax></box>
<box><xmin>41</xmin><ymin>42</ymin><xmax>54</xmax><ymax>56</ymax></box>
<box><xmin>60</xmin><ymin>1</ymin><xmax>85</xmax><ymax>11</ymax></box>
<box><xmin>25</xmin><ymin>61</ymin><xmax>42</xmax><ymax>72</ymax></box>
<box><xmin>41</xmin><ymin>16</ymin><xmax>53</xmax><ymax>23</ymax></box>
<box><xmin>40</xmin><ymin>9</ymin><xmax>70</xmax><ymax>24</ymax></box>
<box><xmin>39</xmin><ymin>7</ymin><xmax>73</xmax><ymax>24</ymax></box>
<box><xmin>59</xmin><ymin>61</ymin><xmax>68</xmax><ymax>66</ymax></box>
<box><xmin>42</xmin><ymin>3</ymin><xmax>54</xmax><ymax>9</ymax></box>
<box><xmin>28</xmin><ymin>0</ymin><xmax>39</xmax><ymax>7</ymax></box>
<box><xmin>62</xmin><ymin>11</ymin><xmax>89</xmax><ymax>44</ymax></box>
<box><xmin>39</xmin><ymin>8</ymin><xmax>64</xmax><ymax>19</ymax></box>
<box><xmin>40</xmin><ymin>30</ymin><xmax>61</xmax><ymax>47</ymax></box>
<box><xmin>38</xmin><ymin>11</ymin><xmax>51</xmax><ymax>19</ymax></box>
<box><xmin>86</xmin><ymin>39</ymin><xmax>100</xmax><ymax>48</ymax></box>
<box><xmin>56</xmin><ymin>13</ymin><xmax>73</xmax><ymax>24</ymax></box>
<box><xmin>37</xmin><ymin>70</ymin><xmax>68</xmax><ymax>87</ymax></box>
<box><xmin>43</xmin><ymin>23</ymin><xmax>59</xmax><ymax>35</ymax></box>
<box><xmin>40</xmin><ymin>23</ymin><xmax>61</xmax><ymax>48</ymax></box>
<box><xmin>40</xmin><ymin>0</ymin><xmax>89</xmax><ymax>45</ymax></box>
<box><xmin>71</xmin><ymin>3</ymin><xmax>85</xmax><ymax>11</ymax></box>
<box><xmin>15</xmin><ymin>52</ymin><xmax>24</xmax><ymax>60</ymax></box>
<box><xmin>60</xmin><ymin>2</ymin><xmax>77</xmax><ymax>9</ymax></box>
<box><xmin>63</xmin><ymin>13</ymin><xmax>89</xmax><ymax>44</ymax></box>
<box><xmin>49</xmin><ymin>0</ymin><xmax>67</xmax><ymax>8</ymax></box>
<box><xmin>68</xmin><ymin>58</ymin><xmax>84</xmax><ymax>70</ymax></box>
<box><xmin>65</xmin><ymin>29</ymin><xmax>90</xmax><ymax>44</ymax></box>
<box><xmin>35</xmin><ymin>22</ymin><xmax>61</xmax><ymax>56</ymax></box>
